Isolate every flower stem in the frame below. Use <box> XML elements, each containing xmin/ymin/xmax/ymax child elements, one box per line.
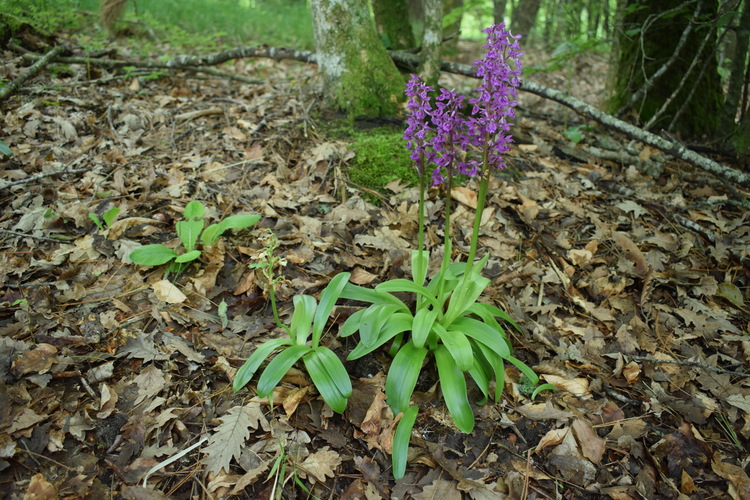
<box><xmin>465</xmin><ymin>141</ymin><xmax>490</xmax><ymax>278</ymax></box>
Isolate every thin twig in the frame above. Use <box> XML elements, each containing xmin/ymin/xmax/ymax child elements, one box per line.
<box><xmin>0</xmin><ymin>167</ymin><xmax>89</xmax><ymax>191</ymax></box>
<box><xmin>633</xmin><ymin>355</ymin><xmax>750</xmax><ymax>377</ymax></box>
<box><xmin>0</xmin><ymin>45</ymin><xmax>67</xmax><ymax>101</ymax></box>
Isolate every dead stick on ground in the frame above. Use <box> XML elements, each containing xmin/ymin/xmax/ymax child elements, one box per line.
<box><xmin>0</xmin><ymin>167</ymin><xmax>89</xmax><ymax>191</ymax></box>
<box><xmin>166</xmin><ymin>45</ymin><xmax>750</xmax><ymax>192</ymax></box>
<box><xmin>14</xmin><ymin>45</ymin><xmax>750</xmax><ymax>193</ymax></box>
<box><xmin>632</xmin><ymin>355</ymin><xmax>750</xmax><ymax>377</ymax></box>
<box><xmin>0</xmin><ymin>45</ymin><xmax>66</xmax><ymax>102</ymax></box>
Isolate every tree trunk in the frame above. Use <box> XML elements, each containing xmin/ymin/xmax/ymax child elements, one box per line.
<box><xmin>310</xmin><ymin>0</ymin><xmax>404</xmax><ymax>117</ymax></box>
<box><xmin>608</xmin><ymin>0</ymin><xmax>724</xmax><ymax>138</ymax></box>
<box><xmin>420</xmin><ymin>0</ymin><xmax>443</xmax><ymax>84</ymax></box>
<box><xmin>719</xmin><ymin>0</ymin><xmax>750</xmax><ymax>146</ymax></box>
<box><xmin>494</xmin><ymin>0</ymin><xmax>507</xmax><ymax>25</ymax></box>
<box><xmin>372</xmin><ymin>0</ymin><xmax>415</xmax><ymax>49</ymax></box>
<box><xmin>510</xmin><ymin>0</ymin><xmax>542</xmax><ymax>38</ymax></box>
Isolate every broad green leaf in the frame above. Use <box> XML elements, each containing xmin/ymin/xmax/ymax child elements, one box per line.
<box><xmin>433</xmin><ymin>323</ymin><xmax>473</xmax><ymax>371</ymax></box>
<box><xmin>174</xmin><ymin>249</ymin><xmax>202</xmax><ymax>263</ymax></box>
<box><xmin>411</xmin><ymin>249</ymin><xmax>429</xmax><ymax>287</ymax></box>
<box><xmin>505</xmin><ymin>355</ymin><xmax>539</xmax><ymax>385</ymax></box>
<box><xmin>89</xmin><ymin>213</ymin><xmax>104</xmax><ymax>231</ymax></box>
<box><xmin>411</xmin><ymin>306</ymin><xmax>438</xmax><ymax>349</ymax></box>
<box><xmin>340</xmin><ymin>283</ymin><xmax>409</xmax><ymax>309</ymax></box>
<box><xmin>219</xmin><ymin>213</ymin><xmax>261</xmax><ymax>231</ymax></box>
<box><xmin>312</xmin><ymin>272</ymin><xmax>350</xmax><ymax>346</ymax></box>
<box><xmin>102</xmin><ymin>206</ymin><xmax>120</xmax><ymax>227</ymax></box>
<box><xmin>202</xmin><ymin>213</ymin><xmax>261</xmax><ymax>245</ymax></box>
<box><xmin>468</xmin><ymin>302</ymin><xmax>522</xmax><ymax>333</ymax></box>
<box><xmin>183</xmin><ymin>200</ymin><xmax>205</xmax><ymax>220</ymax></box>
<box><xmin>386</xmin><ymin>341</ymin><xmax>428</xmax><ymax>416</ymax></box>
<box><xmin>304</xmin><ymin>348</ymin><xmax>350</xmax><ymax>413</ymax></box>
<box><xmin>0</xmin><ymin>140</ymin><xmax>12</xmax><ymax>157</ymax></box>
<box><xmin>717</xmin><ymin>282</ymin><xmax>745</xmax><ymax>308</ymax></box>
<box><xmin>310</xmin><ymin>346</ymin><xmax>352</xmax><ymax>398</ymax></box>
<box><xmin>468</xmin><ymin>357</ymin><xmax>490</xmax><ymax>405</ymax></box>
<box><xmin>232</xmin><ymin>338</ymin><xmax>293</xmax><ymax>392</ymax></box>
<box><xmin>435</xmin><ymin>345</ymin><xmax>474</xmax><ymax>433</ymax></box>
<box><xmin>392</xmin><ymin>405</ymin><xmax>418</xmax><ymax>479</ymax></box>
<box><xmin>450</xmin><ymin>316</ymin><xmax>511</xmax><ymax>359</ymax></box>
<box><xmin>200</xmin><ymin>224</ymin><xmax>222</xmax><ymax>247</ymax></box>
<box><xmin>130</xmin><ymin>244</ymin><xmax>177</xmax><ymax>266</ymax></box>
<box><xmin>376</xmin><ymin>280</ymin><xmax>440</xmax><ymax>310</ymax></box>
<box><xmin>290</xmin><ymin>294</ymin><xmax>317</xmax><ymax>345</ymax></box>
<box><xmin>257</xmin><ymin>344</ymin><xmax>311</xmax><ymax>397</ymax></box>
<box><xmin>176</xmin><ymin>219</ymin><xmax>204</xmax><ymax>251</ymax></box>
<box><xmin>359</xmin><ymin>304</ymin><xmax>402</xmax><ymax>348</ymax></box>
<box><xmin>218</xmin><ymin>299</ymin><xmax>228</xmax><ymax>329</ymax></box>
<box><xmin>476</xmin><ymin>343</ymin><xmax>506</xmax><ymax>402</ymax></box>
<box><xmin>339</xmin><ymin>308</ymin><xmax>365</xmax><ymax>338</ymax></box>
<box><xmin>347</xmin><ymin>312</ymin><xmax>412</xmax><ymax>360</ymax></box>
<box><xmin>443</xmin><ymin>273</ymin><xmax>490</xmax><ymax>326</ymax></box>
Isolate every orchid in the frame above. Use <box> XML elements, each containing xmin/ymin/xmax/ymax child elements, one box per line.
<box><xmin>340</xmin><ymin>23</ymin><xmax>552</xmax><ymax>479</ymax></box>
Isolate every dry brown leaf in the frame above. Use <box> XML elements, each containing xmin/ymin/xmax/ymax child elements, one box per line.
<box><xmin>203</xmin><ymin>404</ymin><xmax>268</xmax><ymax>474</ymax></box>
<box><xmin>535</xmin><ymin>428</ymin><xmax>568</xmax><ymax>454</ymax></box>
<box><xmin>541</xmin><ymin>374</ymin><xmax>590</xmax><ymax>397</ymax></box>
<box><xmin>299</xmin><ymin>446</ymin><xmax>342</xmax><ymax>483</ymax></box>
<box><xmin>572</xmin><ymin>418</ymin><xmax>606</xmax><ymax>465</ymax></box>
<box><xmin>612</xmin><ymin>232</ymin><xmax>650</xmax><ymax>278</ymax></box>
<box><xmin>152</xmin><ymin>280</ymin><xmax>187</xmax><ymax>304</ymax></box>
<box><xmin>24</xmin><ymin>473</ymin><xmax>57</xmax><ymax>500</ymax></box>
<box><xmin>282</xmin><ymin>386</ymin><xmax>309</xmax><ymax>418</ymax></box>
<box><xmin>623</xmin><ymin>361</ymin><xmax>641</xmax><ymax>384</ymax></box>
<box><xmin>11</xmin><ymin>343</ymin><xmax>58</xmax><ymax>376</ymax></box>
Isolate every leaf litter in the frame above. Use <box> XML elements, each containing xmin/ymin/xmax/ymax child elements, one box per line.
<box><xmin>0</xmin><ymin>36</ymin><xmax>749</xmax><ymax>499</ymax></box>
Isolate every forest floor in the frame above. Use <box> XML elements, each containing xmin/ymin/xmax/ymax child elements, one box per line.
<box><xmin>1</xmin><ymin>30</ymin><xmax>750</xmax><ymax>500</ymax></box>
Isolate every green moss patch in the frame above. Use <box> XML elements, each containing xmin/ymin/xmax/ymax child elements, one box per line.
<box><xmin>347</xmin><ymin>130</ymin><xmax>418</xmax><ymax>199</ymax></box>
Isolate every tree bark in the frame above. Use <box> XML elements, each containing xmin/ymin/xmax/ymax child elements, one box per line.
<box><xmin>493</xmin><ymin>0</ymin><xmax>507</xmax><ymax>25</ymax></box>
<box><xmin>420</xmin><ymin>0</ymin><xmax>443</xmax><ymax>84</ymax></box>
<box><xmin>309</xmin><ymin>0</ymin><xmax>404</xmax><ymax>117</ymax></box>
<box><xmin>718</xmin><ymin>0</ymin><xmax>750</xmax><ymax>149</ymax></box>
<box><xmin>511</xmin><ymin>0</ymin><xmax>542</xmax><ymax>38</ymax></box>
<box><xmin>608</xmin><ymin>0</ymin><xmax>724</xmax><ymax>138</ymax></box>
<box><xmin>372</xmin><ymin>0</ymin><xmax>415</xmax><ymax>49</ymax></box>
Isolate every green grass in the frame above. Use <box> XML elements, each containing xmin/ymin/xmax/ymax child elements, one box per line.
<box><xmin>0</xmin><ymin>0</ymin><xmax>314</xmax><ymax>51</ymax></box>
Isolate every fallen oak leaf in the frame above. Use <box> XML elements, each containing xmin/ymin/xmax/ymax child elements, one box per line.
<box><xmin>298</xmin><ymin>446</ymin><xmax>342</xmax><ymax>483</ymax></box>
<box><xmin>202</xmin><ymin>404</ymin><xmax>269</xmax><ymax>474</ymax></box>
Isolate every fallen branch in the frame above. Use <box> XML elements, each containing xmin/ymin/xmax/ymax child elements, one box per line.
<box><xmin>167</xmin><ymin>45</ymin><xmax>749</xmax><ymax>191</ymax></box>
<box><xmin>388</xmin><ymin>51</ymin><xmax>750</xmax><ymax>190</ymax></box>
<box><xmin>13</xmin><ymin>44</ymin><xmax>750</xmax><ymax>193</ymax></box>
<box><xmin>0</xmin><ymin>45</ymin><xmax>66</xmax><ymax>102</ymax></box>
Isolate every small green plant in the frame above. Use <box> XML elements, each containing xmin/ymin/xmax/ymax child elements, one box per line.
<box><xmin>0</xmin><ymin>140</ymin><xmax>12</xmax><ymax>157</ymax></box>
<box><xmin>267</xmin><ymin>437</ymin><xmax>321</xmax><ymax>500</ymax></box>
<box><xmin>89</xmin><ymin>206</ymin><xmax>120</xmax><ymax>231</ymax></box>
<box><xmin>129</xmin><ymin>200</ymin><xmax>259</xmax><ymax>275</ymax></box>
<box><xmin>233</xmin><ymin>272</ymin><xmax>352</xmax><ymax>414</ymax></box>
<box><xmin>563</xmin><ymin>124</ymin><xmax>591</xmax><ymax>144</ymax></box>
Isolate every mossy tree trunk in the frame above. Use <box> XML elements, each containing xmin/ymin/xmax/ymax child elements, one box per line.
<box><xmin>372</xmin><ymin>0</ymin><xmax>415</xmax><ymax>49</ymax></box>
<box><xmin>310</xmin><ymin>0</ymin><xmax>404</xmax><ymax>117</ymax></box>
<box><xmin>718</xmin><ymin>0</ymin><xmax>750</xmax><ymax>153</ymax></box>
<box><xmin>420</xmin><ymin>0</ymin><xmax>443</xmax><ymax>85</ymax></box>
<box><xmin>608</xmin><ymin>0</ymin><xmax>724</xmax><ymax>138</ymax></box>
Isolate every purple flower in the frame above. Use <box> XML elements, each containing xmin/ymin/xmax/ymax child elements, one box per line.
<box><xmin>404</xmin><ymin>75</ymin><xmax>435</xmax><ymax>177</ymax></box>
<box><xmin>404</xmin><ymin>25</ymin><xmax>522</xmax><ymax>183</ymax></box>
<box><xmin>467</xmin><ymin>23</ymin><xmax>522</xmax><ymax>170</ymax></box>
